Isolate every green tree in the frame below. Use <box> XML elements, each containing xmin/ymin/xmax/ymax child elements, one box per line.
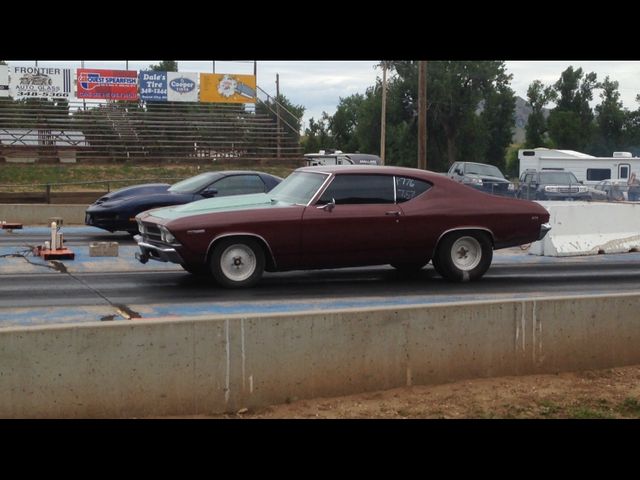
<box><xmin>524</xmin><ymin>80</ymin><xmax>556</xmax><ymax>148</ymax></box>
<box><xmin>148</xmin><ymin>61</ymin><xmax>178</xmax><ymax>72</ymax></box>
<box><xmin>594</xmin><ymin>76</ymin><xmax>625</xmax><ymax>156</ymax></box>
<box><xmin>330</xmin><ymin>93</ymin><xmax>364</xmax><ymax>152</ymax></box>
<box><xmin>301</xmin><ymin>113</ymin><xmax>334</xmax><ymax>153</ymax></box>
<box><xmin>547</xmin><ymin>66</ymin><xmax>598</xmax><ymax>150</ymax></box>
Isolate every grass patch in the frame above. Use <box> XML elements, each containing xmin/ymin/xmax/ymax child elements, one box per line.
<box><xmin>568</xmin><ymin>406</ymin><xmax>614</xmax><ymax>419</ymax></box>
<box><xmin>0</xmin><ymin>163</ymin><xmax>296</xmax><ymax>191</ymax></box>
<box><xmin>617</xmin><ymin>397</ymin><xmax>640</xmax><ymax>417</ymax></box>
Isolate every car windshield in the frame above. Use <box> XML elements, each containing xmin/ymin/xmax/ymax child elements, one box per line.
<box><xmin>465</xmin><ymin>164</ymin><xmax>505</xmax><ymax>178</ymax></box>
<box><xmin>168</xmin><ymin>172</ymin><xmax>219</xmax><ymax>193</ymax></box>
<box><xmin>269</xmin><ymin>171</ymin><xmax>329</xmax><ymax>205</ymax></box>
<box><xmin>539</xmin><ymin>172</ymin><xmax>579</xmax><ymax>184</ymax></box>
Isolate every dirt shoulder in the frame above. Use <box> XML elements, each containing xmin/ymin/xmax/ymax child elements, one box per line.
<box><xmin>198</xmin><ymin>364</ymin><xmax>640</xmax><ymax>419</ymax></box>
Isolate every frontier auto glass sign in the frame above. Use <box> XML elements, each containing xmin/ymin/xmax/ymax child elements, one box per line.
<box><xmin>139</xmin><ymin>71</ymin><xmax>198</xmax><ymax>102</ymax></box>
<box><xmin>8</xmin><ymin>66</ymin><xmax>72</xmax><ymax>99</ymax></box>
<box><xmin>77</xmin><ymin>68</ymin><xmax>138</xmax><ymax>100</ymax></box>
<box><xmin>0</xmin><ymin>65</ymin><xmax>8</xmax><ymax>97</ymax></box>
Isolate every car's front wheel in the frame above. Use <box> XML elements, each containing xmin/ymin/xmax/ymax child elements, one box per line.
<box><xmin>434</xmin><ymin>231</ymin><xmax>493</xmax><ymax>282</ymax></box>
<box><xmin>210</xmin><ymin>237</ymin><xmax>265</xmax><ymax>288</ymax></box>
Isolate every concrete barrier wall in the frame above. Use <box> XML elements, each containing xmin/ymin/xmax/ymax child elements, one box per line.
<box><xmin>0</xmin><ymin>204</ymin><xmax>88</xmax><ymax>225</ymax></box>
<box><xmin>530</xmin><ymin>201</ymin><xmax>640</xmax><ymax>256</ymax></box>
<box><xmin>1</xmin><ymin>293</ymin><xmax>640</xmax><ymax>418</ymax></box>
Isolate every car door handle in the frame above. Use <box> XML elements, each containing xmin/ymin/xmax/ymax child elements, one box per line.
<box><xmin>385</xmin><ymin>211</ymin><xmax>401</xmax><ymax>216</ymax></box>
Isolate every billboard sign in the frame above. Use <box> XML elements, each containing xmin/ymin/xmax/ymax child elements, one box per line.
<box><xmin>167</xmin><ymin>72</ymin><xmax>198</xmax><ymax>102</ymax></box>
<box><xmin>200</xmin><ymin>73</ymin><xmax>256</xmax><ymax>103</ymax></box>
<box><xmin>8</xmin><ymin>66</ymin><xmax>72</xmax><ymax>99</ymax></box>
<box><xmin>77</xmin><ymin>68</ymin><xmax>138</xmax><ymax>100</ymax></box>
<box><xmin>0</xmin><ymin>65</ymin><xmax>7</xmax><ymax>97</ymax></box>
<box><xmin>139</xmin><ymin>71</ymin><xmax>198</xmax><ymax>102</ymax></box>
<box><xmin>139</xmin><ymin>70</ymin><xmax>167</xmax><ymax>101</ymax></box>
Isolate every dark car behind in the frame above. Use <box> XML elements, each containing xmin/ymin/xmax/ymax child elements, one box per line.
<box><xmin>517</xmin><ymin>170</ymin><xmax>590</xmax><ymax>201</ymax></box>
<box><xmin>86</xmin><ymin>170</ymin><xmax>282</xmax><ymax>234</ymax></box>
<box><xmin>447</xmin><ymin>161</ymin><xmax>515</xmax><ymax>197</ymax></box>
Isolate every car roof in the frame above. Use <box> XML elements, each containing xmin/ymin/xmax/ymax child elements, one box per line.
<box><xmin>297</xmin><ymin>165</ymin><xmax>443</xmax><ymax>181</ymax></box>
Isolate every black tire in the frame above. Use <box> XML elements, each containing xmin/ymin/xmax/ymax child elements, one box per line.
<box><xmin>210</xmin><ymin>237</ymin><xmax>265</xmax><ymax>288</ymax></box>
<box><xmin>180</xmin><ymin>263</ymin><xmax>210</xmax><ymax>275</ymax></box>
<box><xmin>390</xmin><ymin>260</ymin><xmax>429</xmax><ymax>273</ymax></box>
<box><xmin>434</xmin><ymin>231</ymin><xmax>493</xmax><ymax>282</ymax></box>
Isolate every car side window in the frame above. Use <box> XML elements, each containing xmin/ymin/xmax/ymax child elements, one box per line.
<box><xmin>209</xmin><ymin>175</ymin><xmax>266</xmax><ymax>197</ymax></box>
<box><xmin>395</xmin><ymin>176</ymin><xmax>432</xmax><ymax>203</ymax></box>
<box><xmin>318</xmin><ymin>174</ymin><xmax>394</xmax><ymax>205</ymax></box>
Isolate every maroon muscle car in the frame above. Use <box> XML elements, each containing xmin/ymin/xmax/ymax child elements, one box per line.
<box><xmin>135</xmin><ymin>165</ymin><xmax>551</xmax><ymax>288</ymax></box>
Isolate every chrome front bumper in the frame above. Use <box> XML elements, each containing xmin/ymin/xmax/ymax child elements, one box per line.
<box><xmin>134</xmin><ymin>235</ymin><xmax>184</xmax><ymax>264</ymax></box>
<box><xmin>538</xmin><ymin>222</ymin><xmax>552</xmax><ymax>241</ymax></box>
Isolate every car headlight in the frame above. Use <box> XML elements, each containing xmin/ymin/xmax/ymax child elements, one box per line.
<box><xmin>578</xmin><ymin>186</ymin><xmax>588</xmax><ymax>193</ymax></box>
<box><xmin>159</xmin><ymin>225</ymin><xmax>177</xmax><ymax>244</ymax></box>
<box><xmin>507</xmin><ymin>183</ymin><xmax>515</xmax><ymax>191</ymax></box>
<box><xmin>465</xmin><ymin>178</ymin><xmax>482</xmax><ymax>185</ymax></box>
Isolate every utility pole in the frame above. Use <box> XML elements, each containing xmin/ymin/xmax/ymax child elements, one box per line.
<box><xmin>380</xmin><ymin>61</ymin><xmax>388</xmax><ymax>165</ymax></box>
<box><xmin>125</xmin><ymin>60</ymin><xmax>129</xmax><ymax>71</ymax></box>
<box><xmin>276</xmin><ymin>73</ymin><xmax>281</xmax><ymax>161</ymax></box>
<box><xmin>212</xmin><ymin>61</ymin><xmax>216</xmax><ymax>73</ymax></box>
<box><xmin>418</xmin><ymin>60</ymin><xmax>427</xmax><ymax>170</ymax></box>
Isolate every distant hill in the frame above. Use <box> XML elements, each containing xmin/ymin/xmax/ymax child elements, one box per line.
<box><xmin>512</xmin><ymin>96</ymin><xmax>550</xmax><ymax>144</ymax></box>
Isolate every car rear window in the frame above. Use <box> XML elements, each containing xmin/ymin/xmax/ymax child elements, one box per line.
<box><xmin>395</xmin><ymin>176</ymin><xmax>431</xmax><ymax>202</ymax></box>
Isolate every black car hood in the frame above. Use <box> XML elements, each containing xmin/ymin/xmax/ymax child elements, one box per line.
<box><xmin>93</xmin><ymin>183</ymin><xmax>171</xmax><ymax>204</ymax></box>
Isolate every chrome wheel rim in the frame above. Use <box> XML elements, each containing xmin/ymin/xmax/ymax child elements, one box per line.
<box><xmin>450</xmin><ymin>236</ymin><xmax>482</xmax><ymax>271</ymax></box>
<box><xmin>220</xmin><ymin>244</ymin><xmax>256</xmax><ymax>282</ymax></box>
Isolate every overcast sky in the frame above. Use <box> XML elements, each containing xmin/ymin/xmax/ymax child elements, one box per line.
<box><xmin>9</xmin><ymin>60</ymin><xmax>640</xmax><ymax>129</ymax></box>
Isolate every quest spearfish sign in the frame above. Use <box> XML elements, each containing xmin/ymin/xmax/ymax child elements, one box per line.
<box><xmin>76</xmin><ymin>68</ymin><xmax>138</xmax><ymax>100</ymax></box>
<box><xmin>139</xmin><ymin>71</ymin><xmax>198</xmax><ymax>102</ymax></box>
<box><xmin>9</xmin><ymin>66</ymin><xmax>72</xmax><ymax>99</ymax></box>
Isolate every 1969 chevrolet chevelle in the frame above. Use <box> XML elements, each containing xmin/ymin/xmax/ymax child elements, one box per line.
<box><xmin>135</xmin><ymin>165</ymin><xmax>551</xmax><ymax>288</ymax></box>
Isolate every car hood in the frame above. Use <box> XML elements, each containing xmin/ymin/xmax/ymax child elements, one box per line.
<box><xmin>466</xmin><ymin>174</ymin><xmax>509</xmax><ymax>183</ymax></box>
<box><xmin>144</xmin><ymin>193</ymin><xmax>283</xmax><ymax>220</ymax></box>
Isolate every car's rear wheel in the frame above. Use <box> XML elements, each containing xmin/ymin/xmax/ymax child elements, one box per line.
<box><xmin>434</xmin><ymin>231</ymin><xmax>493</xmax><ymax>282</ymax></box>
<box><xmin>210</xmin><ymin>237</ymin><xmax>265</xmax><ymax>288</ymax></box>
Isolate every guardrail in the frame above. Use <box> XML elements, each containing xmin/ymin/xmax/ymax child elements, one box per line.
<box><xmin>0</xmin><ymin>178</ymin><xmax>182</xmax><ymax>204</ymax></box>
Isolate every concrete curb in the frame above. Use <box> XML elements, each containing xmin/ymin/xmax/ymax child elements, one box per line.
<box><xmin>0</xmin><ymin>204</ymin><xmax>88</xmax><ymax>225</ymax></box>
<box><xmin>1</xmin><ymin>292</ymin><xmax>639</xmax><ymax>418</ymax></box>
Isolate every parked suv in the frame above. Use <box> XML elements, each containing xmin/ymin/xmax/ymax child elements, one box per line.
<box><xmin>447</xmin><ymin>161</ymin><xmax>515</xmax><ymax>197</ymax></box>
<box><xmin>517</xmin><ymin>170</ymin><xmax>590</xmax><ymax>201</ymax></box>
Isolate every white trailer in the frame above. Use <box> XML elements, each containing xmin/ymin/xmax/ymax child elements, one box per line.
<box><xmin>518</xmin><ymin>148</ymin><xmax>640</xmax><ymax>185</ymax></box>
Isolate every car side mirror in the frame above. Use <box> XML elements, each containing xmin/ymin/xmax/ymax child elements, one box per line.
<box><xmin>316</xmin><ymin>198</ymin><xmax>336</xmax><ymax>212</ymax></box>
<box><xmin>201</xmin><ymin>188</ymin><xmax>218</xmax><ymax>198</ymax></box>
